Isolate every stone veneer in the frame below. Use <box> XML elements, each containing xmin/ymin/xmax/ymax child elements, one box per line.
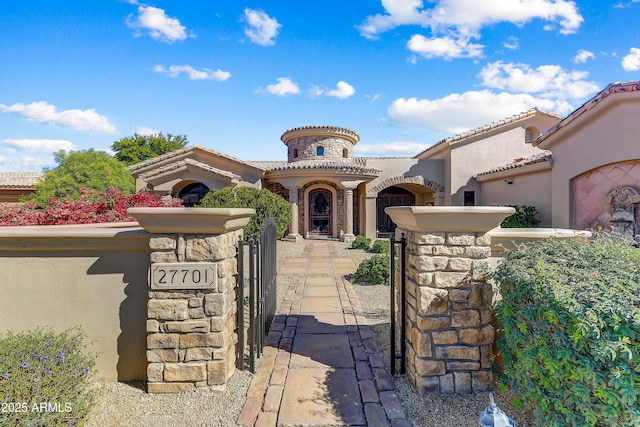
<box><xmin>385</xmin><ymin>206</ymin><xmax>513</xmax><ymax>394</ymax></box>
<box><xmin>281</xmin><ymin>126</ymin><xmax>359</xmax><ymax>163</ymax></box>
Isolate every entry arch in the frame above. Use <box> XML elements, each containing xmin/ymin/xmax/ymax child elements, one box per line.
<box><xmin>304</xmin><ymin>184</ymin><xmax>337</xmax><ymax>238</ymax></box>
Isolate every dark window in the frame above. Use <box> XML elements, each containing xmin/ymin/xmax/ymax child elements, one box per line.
<box><xmin>464</xmin><ymin>191</ymin><xmax>475</xmax><ymax>206</ymax></box>
<box><xmin>343</xmin><ymin>148</ymin><xmax>348</xmax><ymax>158</ymax></box>
<box><xmin>178</xmin><ymin>182</ymin><xmax>210</xmax><ymax>207</ymax></box>
<box><xmin>293</xmin><ymin>148</ymin><xmax>298</xmax><ymax>158</ymax></box>
<box><xmin>316</xmin><ymin>146</ymin><xmax>324</xmax><ymax>156</ymax></box>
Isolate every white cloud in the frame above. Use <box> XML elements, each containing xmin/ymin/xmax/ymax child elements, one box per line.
<box><xmin>0</xmin><ymin>101</ymin><xmax>117</xmax><ymax>134</ymax></box>
<box><xmin>614</xmin><ymin>0</ymin><xmax>640</xmax><ymax>8</ymax></box>
<box><xmin>503</xmin><ymin>36</ymin><xmax>519</xmax><ymax>50</ymax></box>
<box><xmin>127</xmin><ymin>5</ymin><xmax>188</xmax><ymax>43</ymax></box>
<box><xmin>574</xmin><ymin>49</ymin><xmax>595</xmax><ymax>64</ymax></box>
<box><xmin>136</xmin><ymin>126</ymin><xmax>160</xmax><ymax>136</ymax></box>
<box><xmin>0</xmin><ymin>155</ymin><xmax>54</xmax><ymax>172</ymax></box>
<box><xmin>153</xmin><ymin>65</ymin><xmax>231</xmax><ymax>81</ymax></box>
<box><xmin>326</xmin><ymin>81</ymin><xmax>356</xmax><ymax>99</ymax></box>
<box><xmin>3</xmin><ymin>139</ymin><xmax>75</xmax><ymax>152</ymax></box>
<box><xmin>407</xmin><ymin>33</ymin><xmax>483</xmax><ymax>59</ymax></box>
<box><xmin>479</xmin><ymin>61</ymin><xmax>599</xmax><ymax>99</ymax></box>
<box><xmin>261</xmin><ymin>78</ymin><xmax>300</xmax><ymax>96</ymax></box>
<box><xmin>243</xmin><ymin>9</ymin><xmax>281</xmax><ymax>46</ymax></box>
<box><xmin>622</xmin><ymin>47</ymin><xmax>640</xmax><ymax>71</ymax></box>
<box><xmin>388</xmin><ymin>90</ymin><xmax>574</xmax><ymax>134</ymax></box>
<box><xmin>355</xmin><ymin>141</ymin><xmax>430</xmax><ymax>156</ymax></box>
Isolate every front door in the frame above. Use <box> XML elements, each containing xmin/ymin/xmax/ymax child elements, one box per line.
<box><xmin>309</xmin><ymin>189</ymin><xmax>331</xmax><ymax>235</ymax></box>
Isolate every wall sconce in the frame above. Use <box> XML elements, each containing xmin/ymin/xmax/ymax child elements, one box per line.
<box><xmin>504</xmin><ymin>179</ymin><xmax>513</xmax><ymax>185</ymax></box>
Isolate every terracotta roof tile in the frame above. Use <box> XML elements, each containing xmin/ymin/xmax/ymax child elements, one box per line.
<box><xmin>0</xmin><ymin>172</ymin><xmax>44</xmax><ymax>188</ymax></box>
<box><xmin>474</xmin><ymin>151</ymin><xmax>552</xmax><ymax>177</ymax></box>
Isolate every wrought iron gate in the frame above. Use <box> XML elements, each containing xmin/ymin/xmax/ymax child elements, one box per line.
<box><xmin>390</xmin><ymin>233</ymin><xmax>407</xmax><ymax>375</ymax></box>
<box><xmin>237</xmin><ymin>217</ymin><xmax>277</xmax><ymax>372</ymax></box>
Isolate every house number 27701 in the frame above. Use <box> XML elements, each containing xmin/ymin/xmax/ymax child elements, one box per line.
<box><xmin>150</xmin><ymin>263</ymin><xmax>217</xmax><ymax>290</ymax></box>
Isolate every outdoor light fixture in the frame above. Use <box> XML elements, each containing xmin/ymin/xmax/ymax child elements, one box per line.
<box><xmin>478</xmin><ymin>393</ymin><xmax>515</xmax><ymax>427</ymax></box>
<box><xmin>504</xmin><ymin>179</ymin><xmax>513</xmax><ymax>184</ymax></box>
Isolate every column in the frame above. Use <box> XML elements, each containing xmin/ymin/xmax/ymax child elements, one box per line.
<box><xmin>286</xmin><ymin>187</ymin><xmax>302</xmax><ymax>242</ymax></box>
<box><xmin>343</xmin><ymin>188</ymin><xmax>355</xmax><ymax>243</ymax></box>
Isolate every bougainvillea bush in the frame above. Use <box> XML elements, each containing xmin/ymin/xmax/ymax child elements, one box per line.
<box><xmin>494</xmin><ymin>236</ymin><xmax>640</xmax><ymax>426</ymax></box>
<box><xmin>0</xmin><ymin>188</ymin><xmax>182</xmax><ymax>226</ymax></box>
<box><xmin>0</xmin><ymin>327</ymin><xmax>98</xmax><ymax>427</ymax></box>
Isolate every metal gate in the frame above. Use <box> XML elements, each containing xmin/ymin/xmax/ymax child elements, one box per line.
<box><xmin>390</xmin><ymin>233</ymin><xmax>407</xmax><ymax>375</ymax></box>
<box><xmin>237</xmin><ymin>217</ymin><xmax>277</xmax><ymax>372</ymax></box>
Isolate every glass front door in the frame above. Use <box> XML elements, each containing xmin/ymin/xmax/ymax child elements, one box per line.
<box><xmin>309</xmin><ymin>189</ymin><xmax>331</xmax><ymax>235</ymax></box>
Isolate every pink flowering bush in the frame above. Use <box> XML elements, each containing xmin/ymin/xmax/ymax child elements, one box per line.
<box><xmin>0</xmin><ymin>188</ymin><xmax>182</xmax><ymax>226</ymax></box>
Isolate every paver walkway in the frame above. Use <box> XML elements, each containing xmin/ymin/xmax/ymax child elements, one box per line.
<box><xmin>237</xmin><ymin>240</ymin><xmax>410</xmax><ymax>427</ymax></box>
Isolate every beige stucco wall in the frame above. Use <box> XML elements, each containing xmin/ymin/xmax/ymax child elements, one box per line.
<box><xmin>0</xmin><ymin>224</ymin><xmax>150</xmax><ymax>381</ymax></box>
<box><xmin>538</xmin><ymin>94</ymin><xmax>640</xmax><ymax>228</ymax></box>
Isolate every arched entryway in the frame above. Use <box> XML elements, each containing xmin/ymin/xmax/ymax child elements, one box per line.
<box><xmin>308</xmin><ymin>188</ymin><xmax>332</xmax><ymax>236</ymax></box>
<box><xmin>376</xmin><ymin>186</ymin><xmax>415</xmax><ymax>235</ymax></box>
<box><xmin>178</xmin><ymin>182</ymin><xmax>210</xmax><ymax>207</ymax></box>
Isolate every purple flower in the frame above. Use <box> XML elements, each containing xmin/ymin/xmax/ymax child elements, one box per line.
<box><xmin>81</xmin><ymin>368</ymin><xmax>89</xmax><ymax>375</ymax></box>
<box><xmin>55</xmin><ymin>352</ymin><xmax>64</xmax><ymax>361</ymax></box>
<box><xmin>68</xmin><ymin>421</ymin><xmax>75</xmax><ymax>426</ymax></box>
<box><xmin>20</xmin><ymin>362</ymin><xmax>28</xmax><ymax>368</ymax></box>
<box><xmin>32</xmin><ymin>354</ymin><xmax>40</xmax><ymax>360</ymax></box>
<box><xmin>44</xmin><ymin>368</ymin><xmax>52</xmax><ymax>376</ymax></box>
<box><xmin>2</xmin><ymin>373</ymin><xmax>9</xmax><ymax>379</ymax></box>
<box><xmin>45</xmin><ymin>340</ymin><xmax>52</xmax><ymax>347</ymax></box>
<box><xmin>42</xmin><ymin>354</ymin><xmax>49</xmax><ymax>361</ymax></box>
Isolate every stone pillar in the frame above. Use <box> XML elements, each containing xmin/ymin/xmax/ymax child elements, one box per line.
<box><xmin>286</xmin><ymin>187</ymin><xmax>302</xmax><ymax>242</ymax></box>
<box><xmin>342</xmin><ymin>188</ymin><xmax>355</xmax><ymax>243</ymax></box>
<box><xmin>385</xmin><ymin>206</ymin><xmax>514</xmax><ymax>394</ymax></box>
<box><xmin>128</xmin><ymin>207</ymin><xmax>254</xmax><ymax>393</ymax></box>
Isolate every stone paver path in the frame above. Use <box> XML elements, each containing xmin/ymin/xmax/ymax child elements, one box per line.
<box><xmin>237</xmin><ymin>240</ymin><xmax>410</xmax><ymax>427</ymax></box>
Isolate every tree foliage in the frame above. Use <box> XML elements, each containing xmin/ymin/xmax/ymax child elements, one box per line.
<box><xmin>111</xmin><ymin>132</ymin><xmax>188</xmax><ymax>165</ymax></box>
<box><xmin>500</xmin><ymin>204</ymin><xmax>540</xmax><ymax>228</ymax></box>
<box><xmin>197</xmin><ymin>186</ymin><xmax>291</xmax><ymax>238</ymax></box>
<box><xmin>29</xmin><ymin>150</ymin><xmax>135</xmax><ymax>206</ymax></box>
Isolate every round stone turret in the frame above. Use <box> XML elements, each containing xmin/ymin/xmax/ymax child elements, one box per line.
<box><xmin>281</xmin><ymin>126</ymin><xmax>360</xmax><ymax>163</ymax></box>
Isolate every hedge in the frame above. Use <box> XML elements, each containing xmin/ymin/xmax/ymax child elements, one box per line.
<box><xmin>494</xmin><ymin>236</ymin><xmax>640</xmax><ymax>426</ymax></box>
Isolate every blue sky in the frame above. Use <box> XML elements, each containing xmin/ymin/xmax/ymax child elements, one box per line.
<box><xmin>1</xmin><ymin>0</ymin><xmax>640</xmax><ymax>172</ymax></box>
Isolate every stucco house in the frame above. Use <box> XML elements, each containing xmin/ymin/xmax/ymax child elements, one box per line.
<box><xmin>5</xmin><ymin>81</ymin><xmax>640</xmax><ymax>240</ymax></box>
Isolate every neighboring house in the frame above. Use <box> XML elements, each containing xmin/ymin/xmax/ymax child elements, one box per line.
<box><xmin>0</xmin><ymin>172</ymin><xmax>43</xmax><ymax>204</ymax></box>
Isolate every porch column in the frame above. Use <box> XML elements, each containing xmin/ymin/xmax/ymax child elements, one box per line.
<box><xmin>286</xmin><ymin>186</ymin><xmax>302</xmax><ymax>242</ymax></box>
<box><xmin>343</xmin><ymin>187</ymin><xmax>355</xmax><ymax>244</ymax></box>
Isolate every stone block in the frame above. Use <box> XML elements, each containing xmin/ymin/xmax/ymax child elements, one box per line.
<box><xmin>463</xmin><ymin>246</ymin><xmax>490</xmax><ymax>259</ymax></box>
<box><xmin>415</xmin><ymin>244</ymin><xmax>433</xmax><ymax>255</ymax></box>
<box><xmin>431</xmin><ymin>330</ymin><xmax>458</xmax><ymax>345</ymax></box>
<box><xmin>459</xmin><ymin>325</ymin><xmax>494</xmax><ymax>345</ymax></box>
<box><xmin>188</xmin><ymin>307</ymin><xmax>205</xmax><ymax>319</ymax></box>
<box><xmin>204</xmin><ymin>293</ymin><xmax>226</xmax><ymax>317</ymax></box>
<box><xmin>475</xmin><ymin>233</ymin><xmax>491</xmax><ymax>246</ymax></box>
<box><xmin>446</xmin><ymin>233</ymin><xmax>475</xmax><ymax>246</ymax></box>
<box><xmin>451</xmin><ymin>310</ymin><xmax>481</xmax><ymax>328</ymax></box>
<box><xmin>147</xmin><ymin>334</ymin><xmax>179</xmax><ymax>349</ymax></box>
<box><xmin>435</xmin><ymin>345</ymin><xmax>479</xmax><ymax>361</ymax></box>
<box><xmin>207</xmin><ymin>360</ymin><xmax>229</xmax><ymax>385</ymax></box>
<box><xmin>180</xmin><ymin>333</ymin><xmax>223</xmax><ymax>348</ymax></box>
<box><xmin>454</xmin><ymin>372</ymin><xmax>472</xmax><ymax>393</ymax></box>
<box><xmin>147</xmin><ymin>363</ymin><xmax>164</xmax><ymax>382</ymax></box>
<box><xmin>433</xmin><ymin>272</ymin><xmax>469</xmax><ymax>288</ymax></box>
<box><xmin>147</xmin><ymin>382</ymin><xmax>194</xmax><ymax>393</ymax></box>
<box><xmin>163</xmin><ymin>363</ymin><xmax>207</xmax><ymax>382</ymax></box>
<box><xmin>447</xmin><ymin>258</ymin><xmax>472</xmax><ymax>272</ymax></box>
<box><xmin>417</xmin><ymin>315</ymin><xmax>450</xmax><ymax>331</ymax></box>
<box><xmin>147</xmin><ymin>348</ymin><xmax>179</xmax><ymax>363</ymax></box>
<box><xmin>469</xmin><ymin>283</ymin><xmax>493</xmax><ymax>307</ymax></box>
<box><xmin>188</xmin><ymin>298</ymin><xmax>202</xmax><ymax>308</ymax></box>
<box><xmin>480</xmin><ymin>309</ymin><xmax>493</xmax><ymax>324</ymax></box>
<box><xmin>449</xmin><ymin>289</ymin><xmax>470</xmax><ymax>303</ymax></box>
<box><xmin>416</xmin><ymin>286</ymin><xmax>448</xmax><ymax>316</ymax></box>
<box><xmin>150</xmin><ymin>252</ymin><xmax>177</xmax><ymax>263</ymax></box>
<box><xmin>165</xmin><ymin>320</ymin><xmax>210</xmax><ymax>333</ymax></box>
<box><xmin>480</xmin><ymin>344</ymin><xmax>493</xmax><ymax>369</ymax></box>
<box><xmin>416</xmin><ymin>232</ymin><xmax>445</xmax><ymax>245</ymax></box>
<box><xmin>416</xmin><ymin>272</ymin><xmax>433</xmax><ymax>286</ymax></box>
<box><xmin>148</xmin><ymin>300</ymin><xmax>189</xmax><ymax>321</ymax></box>
<box><xmin>411</xmin><ymin>329</ymin><xmax>432</xmax><ymax>358</ymax></box>
<box><xmin>417</xmin><ymin>376</ymin><xmax>440</xmax><ymax>395</ymax></box>
<box><xmin>149</xmin><ymin>236</ymin><xmax>177</xmax><ymax>250</ymax></box>
<box><xmin>415</xmin><ymin>255</ymin><xmax>449</xmax><ymax>272</ymax></box>
<box><xmin>439</xmin><ymin>374</ymin><xmax>454</xmax><ymax>394</ymax></box>
<box><xmin>446</xmin><ymin>361</ymin><xmax>480</xmax><ymax>371</ymax></box>
<box><xmin>472</xmin><ymin>371</ymin><xmax>493</xmax><ymax>392</ymax></box>
<box><xmin>210</xmin><ymin>317</ymin><xmax>225</xmax><ymax>332</ymax></box>
<box><xmin>414</xmin><ymin>358</ymin><xmax>446</xmax><ymax>376</ymax></box>
<box><xmin>433</xmin><ymin>246</ymin><xmax>464</xmax><ymax>256</ymax></box>
<box><xmin>184</xmin><ymin>347</ymin><xmax>213</xmax><ymax>361</ymax></box>
<box><xmin>146</xmin><ymin>319</ymin><xmax>160</xmax><ymax>333</ymax></box>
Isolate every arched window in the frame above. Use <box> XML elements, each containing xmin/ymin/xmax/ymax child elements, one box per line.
<box><xmin>343</xmin><ymin>148</ymin><xmax>348</xmax><ymax>158</ymax></box>
<box><xmin>316</xmin><ymin>146</ymin><xmax>324</xmax><ymax>156</ymax></box>
<box><xmin>293</xmin><ymin>148</ymin><xmax>298</xmax><ymax>158</ymax></box>
<box><xmin>178</xmin><ymin>182</ymin><xmax>210</xmax><ymax>206</ymax></box>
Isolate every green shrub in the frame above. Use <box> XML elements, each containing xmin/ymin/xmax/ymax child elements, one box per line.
<box><xmin>198</xmin><ymin>186</ymin><xmax>291</xmax><ymax>238</ymax></box>
<box><xmin>494</xmin><ymin>237</ymin><xmax>640</xmax><ymax>426</ymax></box>
<box><xmin>351</xmin><ymin>254</ymin><xmax>390</xmax><ymax>285</ymax></box>
<box><xmin>0</xmin><ymin>326</ymin><xmax>98</xmax><ymax>426</ymax></box>
<box><xmin>370</xmin><ymin>239</ymin><xmax>390</xmax><ymax>254</ymax></box>
<box><xmin>351</xmin><ymin>235</ymin><xmax>371</xmax><ymax>250</ymax></box>
<box><xmin>500</xmin><ymin>204</ymin><xmax>540</xmax><ymax>228</ymax></box>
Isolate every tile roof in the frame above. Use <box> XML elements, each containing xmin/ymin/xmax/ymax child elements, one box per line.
<box><xmin>414</xmin><ymin>108</ymin><xmax>563</xmax><ymax>158</ymax></box>
<box><xmin>129</xmin><ymin>145</ymin><xmax>266</xmax><ymax>172</ymax></box>
<box><xmin>0</xmin><ymin>172</ymin><xmax>44</xmax><ymax>189</ymax></box>
<box><xmin>141</xmin><ymin>158</ymin><xmax>241</xmax><ymax>181</ymax></box>
<box><xmin>535</xmin><ymin>81</ymin><xmax>640</xmax><ymax>147</ymax></box>
<box><xmin>266</xmin><ymin>159</ymin><xmax>381</xmax><ymax>174</ymax></box>
<box><xmin>474</xmin><ymin>151</ymin><xmax>552</xmax><ymax>177</ymax></box>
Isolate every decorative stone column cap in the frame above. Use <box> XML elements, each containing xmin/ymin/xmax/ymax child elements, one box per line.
<box><xmin>384</xmin><ymin>206</ymin><xmax>515</xmax><ymax>233</ymax></box>
<box><xmin>127</xmin><ymin>207</ymin><xmax>255</xmax><ymax>234</ymax></box>
<box><xmin>489</xmin><ymin>227</ymin><xmax>591</xmax><ymax>254</ymax></box>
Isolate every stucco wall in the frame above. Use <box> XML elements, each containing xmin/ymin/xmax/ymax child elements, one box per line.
<box><xmin>0</xmin><ymin>224</ymin><xmax>150</xmax><ymax>381</ymax></box>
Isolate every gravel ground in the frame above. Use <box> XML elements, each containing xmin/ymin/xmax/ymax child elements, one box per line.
<box><xmin>85</xmin><ymin>240</ymin><xmax>535</xmax><ymax>427</ymax></box>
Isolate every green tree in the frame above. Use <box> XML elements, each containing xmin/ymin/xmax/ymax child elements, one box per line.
<box><xmin>29</xmin><ymin>149</ymin><xmax>135</xmax><ymax>205</ymax></box>
<box><xmin>197</xmin><ymin>186</ymin><xmax>291</xmax><ymax>238</ymax></box>
<box><xmin>111</xmin><ymin>132</ymin><xmax>188</xmax><ymax>165</ymax></box>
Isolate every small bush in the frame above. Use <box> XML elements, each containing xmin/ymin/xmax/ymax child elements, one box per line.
<box><xmin>370</xmin><ymin>239</ymin><xmax>390</xmax><ymax>254</ymax></box>
<box><xmin>0</xmin><ymin>326</ymin><xmax>98</xmax><ymax>426</ymax></box>
<box><xmin>351</xmin><ymin>254</ymin><xmax>390</xmax><ymax>285</ymax></box>
<box><xmin>198</xmin><ymin>186</ymin><xmax>291</xmax><ymax>239</ymax></box>
<box><xmin>500</xmin><ymin>204</ymin><xmax>540</xmax><ymax>228</ymax></box>
<box><xmin>351</xmin><ymin>235</ymin><xmax>371</xmax><ymax>250</ymax></box>
<box><xmin>494</xmin><ymin>236</ymin><xmax>640</xmax><ymax>426</ymax></box>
